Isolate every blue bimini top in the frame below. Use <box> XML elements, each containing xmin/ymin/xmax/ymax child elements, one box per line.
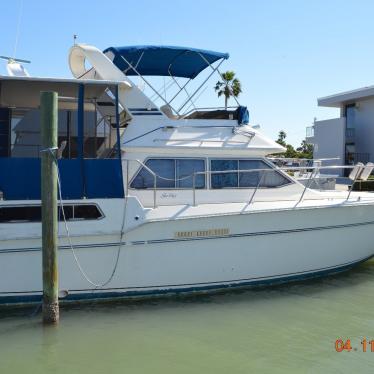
<box><xmin>103</xmin><ymin>45</ymin><xmax>229</xmax><ymax>79</ymax></box>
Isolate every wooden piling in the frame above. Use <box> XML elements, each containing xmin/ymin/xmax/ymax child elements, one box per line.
<box><xmin>41</xmin><ymin>91</ymin><xmax>59</xmax><ymax>324</ymax></box>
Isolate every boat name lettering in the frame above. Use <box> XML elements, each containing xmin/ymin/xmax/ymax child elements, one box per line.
<box><xmin>175</xmin><ymin>228</ymin><xmax>230</xmax><ymax>238</ymax></box>
<box><xmin>161</xmin><ymin>192</ymin><xmax>177</xmax><ymax>198</ymax></box>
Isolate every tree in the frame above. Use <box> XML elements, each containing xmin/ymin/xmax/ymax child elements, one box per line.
<box><xmin>215</xmin><ymin>71</ymin><xmax>242</xmax><ymax>110</ymax></box>
<box><xmin>296</xmin><ymin>140</ymin><xmax>313</xmax><ymax>158</ymax></box>
<box><xmin>276</xmin><ymin>130</ymin><xmax>287</xmax><ymax>147</ymax></box>
<box><xmin>272</xmin><ymin>131</ymin><xmax>313</xmax><ymax>159</ymax></box>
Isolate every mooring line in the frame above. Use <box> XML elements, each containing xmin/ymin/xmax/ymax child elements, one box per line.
<box><xmin>47</xmin><ymin>148</ymin><xmax>126</xmax><ymax>288</ymax></box>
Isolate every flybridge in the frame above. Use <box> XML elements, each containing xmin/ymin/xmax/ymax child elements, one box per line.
<box><xmin>68</xmin><ymin>44</ymin><xmax>245</xmax><ymax>120</ymax></box>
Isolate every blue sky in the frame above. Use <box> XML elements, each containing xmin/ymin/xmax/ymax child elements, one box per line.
<box><xmin>2</xmin><ymin>0</ymin><xmax>374</xmax><ymax>146</ymax></box>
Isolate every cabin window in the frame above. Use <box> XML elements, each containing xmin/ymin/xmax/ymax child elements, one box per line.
<box><xmin>0</xmin><ymin>204</ymin><xmax>103</xmax><ymax>223</ymax></box>
<box><xmin>73</xmin><ymin>205</ymin><xmax>103</xmax><ymax>220</ymax></box>
<box><xmin>0</xmin><ymin>205</ymin><xmax>41</xmax><ymax>223</ymax></box>
<box><xmin>210</xmin><ymin>159</ymin><xmax>291</xmax><ymax>189</ymax></box>
<box><xmin>130</xmin><ymin>158</ymin><xmax>206</xmax><ymax>189</ymax></box>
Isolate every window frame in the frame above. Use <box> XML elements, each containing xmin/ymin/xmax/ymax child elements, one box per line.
<box><xmin>129</xmin><ymin>157</ymin><xmax>208</xmax><ymax>190</ymax></box>
<box><xmin>0</xmin><ymin>203</ymin><xmax>105</xmax><ymax>224</ymax></box>
<box><xmin>208</xmin><ymin>157</ymin><xmax>294</xmax><ymax>189</ymax></box>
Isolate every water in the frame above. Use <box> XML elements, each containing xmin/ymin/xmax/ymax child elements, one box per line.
<box><xmin>1</xmin><ymin>261</ymin><xmax>374</xmax><ymax>374</ymax></box>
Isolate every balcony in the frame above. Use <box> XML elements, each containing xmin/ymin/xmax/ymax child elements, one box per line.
<box><xmin>345</xmin><ymin>152</ymin><xmax>370</xmax><ymax>164</ymax></box>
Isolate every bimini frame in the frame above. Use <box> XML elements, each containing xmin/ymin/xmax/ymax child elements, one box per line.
<box><xmin>117</xmin><ymin>51</ymin><xmax>233</xmax><ymax>117</ymax></box>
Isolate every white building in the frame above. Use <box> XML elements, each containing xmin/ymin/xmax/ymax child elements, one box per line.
<box><xmin>306</xmin><ymin>86</ymin><xmax>374</xmax><ymax>174</ymax></box>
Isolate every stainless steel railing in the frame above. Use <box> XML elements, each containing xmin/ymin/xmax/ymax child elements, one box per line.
<box><xmin>125</xmin><ymin>159</ymin><xmax>158</xmax><ymax>208</ymax></box>
<box><xmin>124</xmin><ymin>161</ymin><xmax>372</xmax><ymax>209</ymax></box>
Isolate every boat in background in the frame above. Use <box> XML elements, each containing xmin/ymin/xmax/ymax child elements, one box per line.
<box><xmin>0</xmin><ymin>44</ymin><xmax>374</xmax><ymax>306</ymax></box>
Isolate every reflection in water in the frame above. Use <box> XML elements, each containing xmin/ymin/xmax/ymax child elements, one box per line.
<box><xmin>0</xmin><ymin>260</ymin><xmax>373</xmax><ymax>373</ymax></box>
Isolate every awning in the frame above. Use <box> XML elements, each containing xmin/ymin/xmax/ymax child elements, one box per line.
<box><xmin>103</xmin><ymin>45</ymin><xmax>229</xmax><ymax>79</ymax></box>
<box><xmin>0</xmin><ymin>76</ymin><xmax>122</xmax><ymax>109</ymax></box>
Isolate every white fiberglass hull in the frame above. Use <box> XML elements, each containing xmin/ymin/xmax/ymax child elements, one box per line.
<box><xmin>0</xmin><ymin>200</ymin><xmax>374</xmax><ymax>305</ymax></box>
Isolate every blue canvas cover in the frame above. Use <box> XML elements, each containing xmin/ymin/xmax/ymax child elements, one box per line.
<box><xmin>0</xmin><ymin>158</ymin><xmax>124</xmax><ymax>200</ymax></box>
<box><xmin>103</xmin><ymin>45</ymin><xmax>229</xmax><ymax>79</ymax></box>
<box><xmin>237</xmin><ymin>106</ymin><xmax>250</xmax><ymax>126</ymax></box>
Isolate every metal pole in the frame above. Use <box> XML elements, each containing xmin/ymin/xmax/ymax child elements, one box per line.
<box><xmin>77</xmin><ymin>84</ymin><xmax>85</xmax><ymax>197</ymax></box>
<box><xmin>126</xmin><ymin>160</ymin><xmax>129</xmax><ymax>197</ymax></box>
<box><xmin>192</xmin><ymin>173</ymin><xmax>196</xmax><ymax>206</ymax></box>
<box><xmin>153</xmin><ymin>174</ymin><xmax>157</xmax><ymax>209</ymax></box>
<box><xmin>41</xmin><ymin>91</ymin><xmax>59</xmax><ymax>324</ymax></box>
<box><xmin>119</xmin><ymin>55</ymin><xmax>179</xmax><ymax>114</ymax></box>
<box><xmin>177</xmin><ymin>59</ymin><xmax>225</xmax><ymax>113</ymax></box>
<box><xmin>297</xmin><ymin>170</ymin><xmax>316</xmax><ymax>205</ymax></box>
<box><xmin>115</xmin><ymin>85</ymin><xmax>125</xmax><ymax>197</ymax></box>
<box><xmin>249</xmin><ymin>170</ymin><xmax>265</xmax><ymax>205</ymax></box>
<box><xmin>346</xmin><ymin>165</ymin><xmax>363</xmax><ymax>201</ymax></box>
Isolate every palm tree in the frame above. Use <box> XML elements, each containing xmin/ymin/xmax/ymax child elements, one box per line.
<box><xmin>277</xmin><ymin>130</ymin><xmax>287</xmax><ymax>146</ymax></box>
<box><xmin>214</xmin><ymin>71</ymin><xmax>242</xmax><ymax>110</ymax></box>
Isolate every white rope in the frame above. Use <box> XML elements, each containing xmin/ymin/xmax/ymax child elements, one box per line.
<box><xmin>44</xmin><ymin>148</ymin><xmax>125</xmax><ymax>288</ymax></box>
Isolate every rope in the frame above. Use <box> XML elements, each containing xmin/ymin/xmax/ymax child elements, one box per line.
<box><xmin>43</xmin><ymin>148</ymin><xmax>125</xmax><ymax>288</ymax></box>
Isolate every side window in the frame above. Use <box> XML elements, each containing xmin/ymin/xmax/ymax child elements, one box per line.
<box><xmin>0</xmin><ymin>206</ymin><xmax>41</xmax><ymax>223</ymax></box>
<box><xmin>176</xmin><ymin>159</ymin><xmax>205</xmax><ymax>188</ymax></box>
<box><xmin>210</xmin><ymin>159</ymin><xmax>291</xmax><ymax>189</ymax></box>
<box><xmin>239</xmin><ymin>160</ymin><xmax>268</xmax><ymax>187</ymax></box>
<box><xmin>211</xmin><ymin>160</ymin><xmax>238</xmax><ymax>188</ymax></box>
<box><xmin>130</xmin><ymin>159</ymin><xmax>205</xmax><ymax>189</ymax></box>
<box><xmin>73</xmin><ymin>205</ymin><xmax>102</xmax><ymax>220</ymax></box>
<box><xmin>260</xmin><ymin>168</ymin><xmax>290</xmax><ymax>187</ymax></box>
<box><xmin>58</xmin><ymin>205</ymin><xmax>73</xmax><ymax>220</ymax></box>
<box><xmin>0</xmin><ymin>204</ymin><xmax>103</xmax><ymax>223</ymax></box>
<box><xmin>149</xmin><ymin>159</ymin><xmax>175</xmax><ymax>188</ymax></box>
<box><xmin>130</xmin><ymin>159</ymin><xmax>174</xmax><ymax>189</ymax></box>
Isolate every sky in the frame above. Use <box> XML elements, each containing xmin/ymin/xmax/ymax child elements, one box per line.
<box><xmin>2</xmin><ymin>0</ymin><xmax>374</xmax><ymax>146</ymax></box>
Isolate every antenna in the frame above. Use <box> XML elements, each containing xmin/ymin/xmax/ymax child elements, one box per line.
<box><xmin>73</xmin><ymin>34</ymin><xmax>77</xmax><ymax>45</ymax></box>
<box><xmin>1</xmin><ymin>1</ymin><xmax>30</xmax><ymax>76</ymax></box>
<box><xmin>0</xmin><ymin>56</ymin><xmax>30</xmax><ymax>64</ymax></box>
<box><xmin>0</xmin><ymin>56</ymin><xmax>30</xmax><ymax>77</ymax></box>
<box><xmin>13</xmin><ymin>0</ymin><xmax>24</xmax><ymax>59</ymax></box>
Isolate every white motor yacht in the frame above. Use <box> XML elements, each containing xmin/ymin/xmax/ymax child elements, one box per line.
<box><xmin>0</xmin><ymin>44</ymin><xmax>373</xmax><ymax>305</ymax></box>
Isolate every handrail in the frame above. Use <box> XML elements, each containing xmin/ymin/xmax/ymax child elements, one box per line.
<box><xmin>153</xmin><ymin>139</ymin><xmax>251</xmax><ymax>145</ymax></box>
<box><xmin>125</xmin><ymin>159</ymin><xmax>157</xmax><ymax>208</ymax></box>
<box><xmin>181</xmin><ymin>106</ymin><xmax>238</xmax><ymax>118</ymax></box>
<box><xmin>124</xmin><ymin>161</ymin><xmax>371</xmax><ymax>209</ymax></box>
<box><xmin>191</xmin><ymin>165</ymin><xmax>368</xmax><ymax>207</ymax></box>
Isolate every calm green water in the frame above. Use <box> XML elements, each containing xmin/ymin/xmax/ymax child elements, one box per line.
<box><xmin>1</xmin><ymin>261</ymin><xmax>374</xmax><ymax>374</ymax></box>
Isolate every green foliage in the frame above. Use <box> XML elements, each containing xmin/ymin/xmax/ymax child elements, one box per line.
<box><xmin>276</xmin><ymin>130</ymin><xmax>287</xmax><ymax>147</ymax></box>
<box><xmin>215</xmin><ymin>71</ymin><xmax>242</xmax><ymax>109</ymax></box>
<box><xmin>274</xmin><ymin>131</ymin><xmax>313</xmax><ymax>159</ymax></box>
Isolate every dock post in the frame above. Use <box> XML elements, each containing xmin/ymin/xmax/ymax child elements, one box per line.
<box><xmin>41</xmin><ymin>91</ymin><xmax>59</xmax><ymax>324</ymax></box>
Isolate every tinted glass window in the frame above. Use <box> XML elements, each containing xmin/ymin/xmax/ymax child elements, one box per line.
<box><xmin>0</xmin><ymin>204</ymin><xmax>102</xmax><ymax>223</ymax></box>
<box><xmin>131</xmin><ymin>159</ymin><xmax>205</xmax><ymax>189</ymax></box>
<box><xmin>131</xmin><ymin>159</ymin><xmax>174</xmax><ymax>189</ymax></box>
<box><xmin>211</xmin><ymin>160</ymin><xmax>238</xmax><ymax>188</ymax></box>
<box><xmin>149</xmin><ymin>159</ymin><xmax>175</xmax><ymax>188</ymax></box>
<box><xmin>261</xmin><ymin>169</ymin><xmax>290</xmax><ymax>187</ymax></box>
<box><xmin>176</xmin><ymin>159</ymin><xmax>205</xmax><ymax>188</ymax></box>
<box><xmin>210</xmin><ymin>159</ymin><xmax>290</xmax><ymax>189</ymax></box>
<box><xmin>345</xmin><ymin>104</ymin><xmax>356</xmax><ymax>129</ymax></box>
<box><xmin>58</xmin><ymin>205</ymin><xmax>73</xmax><ymax>220</ymax></box>
<box><xmin>74</xmin><ymin>205</ymin><xmax>102</xmax><ymax>220</ymax></box>
<box><xmin>0</xmin><ymin>206</ymin><xmax>41</xmax><ymax>222</ymax></box>
<box><xmin>239</xmin><ymin>160</ymin><xmax>266</xmax><ymax>187</ymax></box>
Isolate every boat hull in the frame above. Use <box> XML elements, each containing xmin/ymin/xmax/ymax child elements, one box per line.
<box><xmin>1</xmin><ymin>202</ymin><xmax>374</xmax><ymax>305</ymax></box>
